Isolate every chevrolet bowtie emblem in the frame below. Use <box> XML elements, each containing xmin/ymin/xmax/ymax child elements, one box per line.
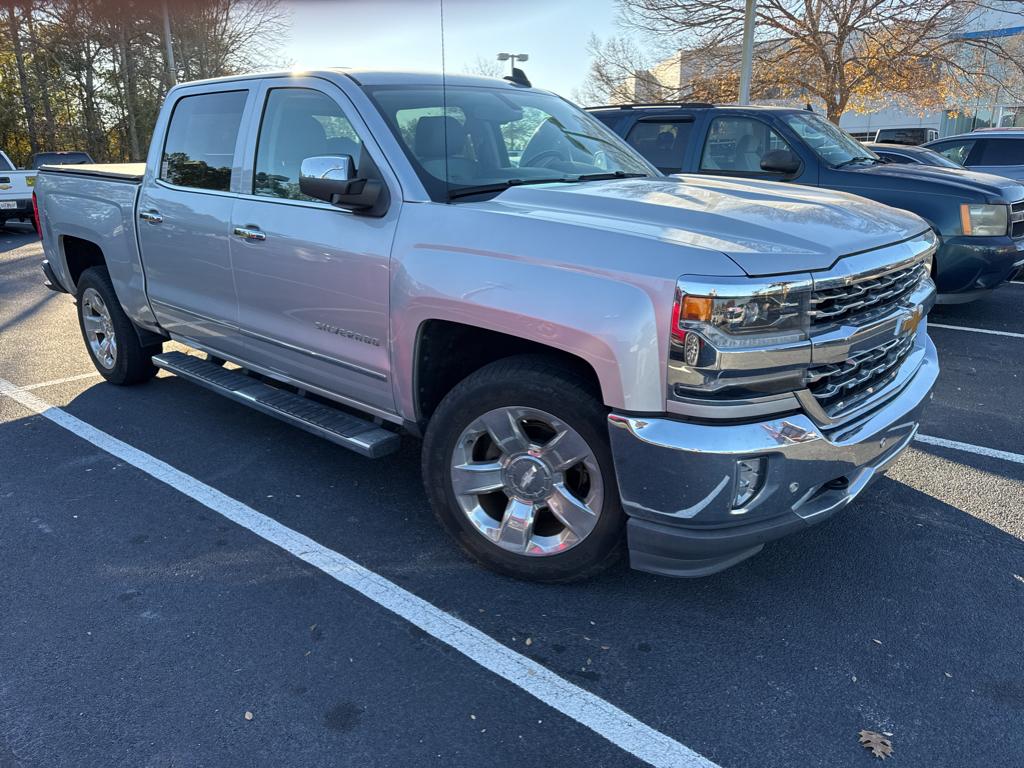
<box><xmin>0</xmin><ymin>184</ymin><xmax>10</xmax><ymax>190</ymax></box>
<box><xmin>899</xmin><ymin>305</ymin><xmax>924</xmax><ymax>336</ymax></box>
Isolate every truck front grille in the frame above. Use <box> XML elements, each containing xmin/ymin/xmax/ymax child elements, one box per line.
<box><xmin>1011</xmin><ymin>201</ymin><xmax>1024</xmax><ymax>239</ymax></box>
<box><xmin>809</xmin><ymin>261</ymin><xmax>927</xmax><ymax>326</ymax></box>
<box><xmin>806</xmin><ymin>333</ymin><xmax>916</xmax><ymax>419</ymax></box>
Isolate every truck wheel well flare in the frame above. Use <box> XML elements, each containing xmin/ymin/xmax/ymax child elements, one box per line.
<box><xmin>414</xmin><ymin>319</ymin><xmax>603</xmax><ymax>425</ymax></box>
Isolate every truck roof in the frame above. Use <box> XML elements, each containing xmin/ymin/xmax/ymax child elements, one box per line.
<box><xmin>169</xmin><ymin>68</ymin><xmax>549</xmax><ymax>94</ymax></box>
<box><xmin>585</xmin><ymin>103</ymin><xmax>810</xmax><ymax>115</ymax></box>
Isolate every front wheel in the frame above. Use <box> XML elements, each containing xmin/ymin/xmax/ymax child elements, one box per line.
<box><xmin>76</xmin><ymin>266</ymin><xmax>161</xmax><ymax>385</ymax></box>
<box><xmin>422</xmin><ymin>356</ymin><xmax>625</xmax><ymax>582</ymax></box>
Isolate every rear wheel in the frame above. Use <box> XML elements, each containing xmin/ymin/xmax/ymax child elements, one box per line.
<box><xmin>422</xmin><ymin>356</ymin><xmax>625</xmax><ymax>582</ymax></box>
<box><xmin>76</xmin><ymin>266</ymin><xmax>161</xmax><ymax>385</ymax></box>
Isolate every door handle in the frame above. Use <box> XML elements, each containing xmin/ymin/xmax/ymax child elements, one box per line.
<box><xmin>139</xmin><ymin>210</ymin><xmax>163</xmax><ymax>224</ymax></box>
<box><xmin>233</xmin><ymin>226</ymin><xmax>266</xmax><ymax>242</ymax></box>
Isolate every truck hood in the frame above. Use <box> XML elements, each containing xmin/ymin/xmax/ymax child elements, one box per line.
<box><xmin>475</xmin><ymin>176</ymin><xmax>927</xmax><ymax>276</ymax></box>
<box><xmin>842</xmin><ymin>162</ymin><xmax>1024</xmax><ymax>202</ymax></box>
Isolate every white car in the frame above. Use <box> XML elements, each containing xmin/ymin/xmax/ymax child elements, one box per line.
<box><xmin>0</xmin><ymin>150</ymin><xmax>38</xmax><ymax>231</ymax></box>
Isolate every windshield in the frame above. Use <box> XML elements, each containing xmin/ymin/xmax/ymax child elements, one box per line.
<box><xmin>33</xmin><ymin>152</ymin><xmax>92</xmax><ymax>169</ymax></box>
<box><xmin>365</xmin><ymin>84</ymin><xmax>657</xmax><ymax>200</ymax></box>
<box><xmin>783</xmin><ymin>113</ymin><xmax>878</xmax><ymax>167</ymax></box>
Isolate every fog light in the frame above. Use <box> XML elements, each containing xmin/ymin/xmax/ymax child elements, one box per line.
<box><xmin>732</xmin><ymin>458</ymin><xmax>766</xmax><ymax>510</ymax></box>
<box><xmin>683</xmin><ymin>332</ymin><xmax>702</xmax><ymax>366</ymax></box>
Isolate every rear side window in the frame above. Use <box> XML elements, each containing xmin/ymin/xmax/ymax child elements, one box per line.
<box><xmin>0</xmin><ymin>154</ymin><xmax>12</xmax><ymax>172</ymax></box>
<box><xmin>254</xmin><ymin>88</ymin><xmax>362</xmax><ymax>201</ymax></box>
<box><xmin>975</xmin><ymin>139</ymin><xmax>1024</xmax><ymax>166</ymax></box>
<box><xmin>625</xmin><ymin>120</ymin><xmax>692</xmax><ymax>172</ymax></box>
<box><xmin>161</xmin><ymin>90</ymin><xmax>247</xmax><ymax>191</ymax></box>
<box><xmin>930</xmin><ymin>140</ymin><xmax>974</xmax><ymax>165</ymax></box>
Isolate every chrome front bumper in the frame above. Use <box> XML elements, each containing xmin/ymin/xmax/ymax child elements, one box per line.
<box><xmin>608</xmin><ymin>334</ymin><xmax>939</xmax><ymax>577</ymax></box>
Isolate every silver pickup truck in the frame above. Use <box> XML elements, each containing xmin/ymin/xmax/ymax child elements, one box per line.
<box><xmin>35</xmin><ymin>70</ymin><xmax>939</xmax><ymax>582</ymax></box>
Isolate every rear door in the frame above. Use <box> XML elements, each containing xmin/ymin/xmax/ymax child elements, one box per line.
<box><xmin>965</xmin><ymin>138</ymin><xmax>1024</xmax><ymax>181</ymax></box>
<box><xmin>228</xmin><ymin>76</ymin><xmax>400</xmax><ymax>415</ymax></box>
<box><xmin>137</xmin><ymin>85</ymin><xmax>255</xmax><ymax>358</ymax></box>
<box><xmin>623</xmin><ymin>117</ymin><xmax>694</xmax><ymax>173</ymax></box>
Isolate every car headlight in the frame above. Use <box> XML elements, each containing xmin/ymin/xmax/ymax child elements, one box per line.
<box><xmin>960</xmin><ymin>203</ymin><xmax>1008</xmax><ymax>237</ymax></box>
<box><xmin>672</xmin><ymin>276</ymin><xmax>812</xmax><ymax>351</ymax></box>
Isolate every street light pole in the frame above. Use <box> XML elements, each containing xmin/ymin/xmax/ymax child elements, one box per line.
<box><xmin>497</xmin><ymin>52</ymin><xmax>529</xmax><ymax>75</ymax></box>
<box><xmin>161</xmin><ymin>0</ymin><xmax>177</xmax><ymax>87</ymax></box>
<box><xmin>738</xmin><ymin>0</ymin><xmax>756</xmax><ymax>105</ymax></box>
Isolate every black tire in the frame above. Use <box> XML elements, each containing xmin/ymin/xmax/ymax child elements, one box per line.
<box><xmin>76</xmin><ymin>266</ymin><xmax>161</xmax><ymax>385</ymax></box>
<box><xmin>422</xmin><ymin>355</ymin><xmax>625</xmax><ymax>582</ymax></box>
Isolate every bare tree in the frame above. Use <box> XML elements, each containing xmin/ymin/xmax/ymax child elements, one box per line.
<box><xmin>584</xmin><ymin>0</ymin><xmax>1024</xmax><ymax>122</ymax></box>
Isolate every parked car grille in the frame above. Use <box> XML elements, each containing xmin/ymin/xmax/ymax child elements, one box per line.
<box><xmin>1011</xmin><ymin>201</ymin><xmax>1024</xmax><ymax>239</ymax></box>
<box><xmin>806</xmin><ymin>333</ymin><xmax>917</xmax><ymax>419</ymax></box>
<box><xmin>809</xmin><ymin>261</ymin><xmax>927</xmax><ymax>326</ymax></box>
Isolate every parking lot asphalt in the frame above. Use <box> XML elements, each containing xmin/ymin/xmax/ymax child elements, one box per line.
<box><xmin>1</xmin><ymin>221</ymin><xmax>1022</xmax><ymax>768</ymax></box>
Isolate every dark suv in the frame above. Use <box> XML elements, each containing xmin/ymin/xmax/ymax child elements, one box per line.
<box><xmin>590</xmin><ymin>104</ymin><xmax>1024</xmax><ymax>301</ymax></box>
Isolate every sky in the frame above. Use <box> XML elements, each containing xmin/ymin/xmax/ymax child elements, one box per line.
<box><xmin>279</xmin><ymin>0</ymin><xmax>622</xmax><ymax>100</ymax></box>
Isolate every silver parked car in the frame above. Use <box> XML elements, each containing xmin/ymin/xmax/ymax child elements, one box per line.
<box><xmin>925</xmin><ymin>129</ymin><xmax>1024</xmax><ymax>182</ymax></box>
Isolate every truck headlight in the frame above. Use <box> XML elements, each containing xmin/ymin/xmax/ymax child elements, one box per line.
<box><xmin>672</xmin><ymin>276</ymin><xmax>812</xmax><ymax>349</ymax></box>
<box><xmin>960</xmin><ymin>203</ymin><xmax>1008</xmax><ymax>237</ymax></box>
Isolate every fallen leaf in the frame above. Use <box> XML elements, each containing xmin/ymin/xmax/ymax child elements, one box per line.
<box><xmin>244</xmin><ymin>711</ymin><xmax>254</xmax><ymax>721</ymax></box>
<box><xmin>858</xmin><ymin>729</ymin><xmax>893</xmax><ymax>759</ymax></box>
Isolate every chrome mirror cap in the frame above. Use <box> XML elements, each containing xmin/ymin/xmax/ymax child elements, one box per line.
<box><xmin>300</xmin><ymin>155</ymin><xmax>355</xmax><ymax>183</ymax></box>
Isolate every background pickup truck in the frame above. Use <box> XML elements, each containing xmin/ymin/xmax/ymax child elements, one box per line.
<box><xmin>590</xmin><ymin>104</ymin><xmax>1024</xmax><ymax>302</ymax></box>
<box><xmin>36</xmin><ymin>69</ymin><xmax>939</xmax><ymax>582</ymax></box>
<box><xmin>0</xmin><ymin>150</ymin><xmax>37</xmax><ymax>231</ymax></box>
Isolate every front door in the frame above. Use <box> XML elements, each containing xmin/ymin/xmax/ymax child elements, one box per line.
<box><xmin>137</xmin><ymin>87</ymin><xmax>254</xmax><ymax>358</ymax></box>
<box><xmin>229</xmin><ymin>78</ymin><xmax>399</xmax><ymax>414</ymax></box>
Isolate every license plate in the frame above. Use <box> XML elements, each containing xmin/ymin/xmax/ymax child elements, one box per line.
<box><xmin>26</xmin><ymin>176</ymin><xmax>35</xmax><ymax>186</ymax></box>
<box><xmin>0</xmin><ymin>201</ymin><xmax>17</xmax><ymax>209</ymax></box>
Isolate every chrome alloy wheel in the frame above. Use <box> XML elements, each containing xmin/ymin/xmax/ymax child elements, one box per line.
<box><xmin>81</xmin><ymin>287</ymin><xmax>117</xmax><ymax>370</ymax></box>
<box><xmin>450</xmin><ymin>406</ymin><xmax>604</xmax><ymax>556</ymax></box>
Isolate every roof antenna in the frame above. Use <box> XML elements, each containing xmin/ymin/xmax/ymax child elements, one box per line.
<box><xmin>504</xmin><ymin>67</ymin><xmax>531</xmax><ymax>87</ymax></box>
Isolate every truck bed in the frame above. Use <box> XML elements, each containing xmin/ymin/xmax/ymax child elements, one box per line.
<box><xmin>38</xmin><ymin>162</ymin><xmax>145</xmax><ymax>183</ymax></box>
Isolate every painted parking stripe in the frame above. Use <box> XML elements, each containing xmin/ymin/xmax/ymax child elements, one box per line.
<box><xmin>929</xmin><ymin>323</ymin><xmax>1024</xmax><ymax>339</ymax></box>
<box><xmin>13</xmin><ymin>371</ymin><xmax>101</xmax><ymax>391</ymax></box>
<box><xmin>0</xmin><ymin>376</ymin><xmax>718</xmax><ymax>768</ymax></box>
<box><xmin>915</xmin><ymin>434</ymin><xmax>1024</xmax><ymax>466</ymax></box>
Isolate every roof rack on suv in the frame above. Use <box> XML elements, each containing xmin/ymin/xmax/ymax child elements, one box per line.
<box><xmin>587</xmin><ymin>102</ymin><xmax>715</xmax><ymax>110</ymax></box>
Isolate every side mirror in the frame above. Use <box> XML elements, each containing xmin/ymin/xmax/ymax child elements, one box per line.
<box><xmin>760</xmin><ymin>149</ymin><xmax>802</xmax><ymax>177</ymax></box>
<box><xmin>299</xmin><ymin>155</ymin><xmax>385</xmax><ymax>213</ymax></box>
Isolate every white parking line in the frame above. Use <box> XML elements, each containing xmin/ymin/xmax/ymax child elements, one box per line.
<box><xmin>915</xmin><ymin>434</ymin><xmax>1024</xmax><ymax>466</ymax></box>
<box><xmin>0</xmin><ymin>376</ymin><xmax>718</xmax><ymax>768</ymax></box>
<box><xmin>13</xmin><ymin>372</ymin><xmax>101</xmax><ymax>391</ymax></box>
<box><xmin>929</xmin><ymin>323</ymin><xmax>1024</xmax><ymax>339</ymax></box>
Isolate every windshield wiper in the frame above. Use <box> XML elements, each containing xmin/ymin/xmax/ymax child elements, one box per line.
<box><xmin>833</xmin><ymin>156</ymin><xmax>879</xmax><ymax>169</ymax></box>
<box><xmin>574</xmin><ymin>171</ymin><xmax>649</xmax><ymax>181</ymax></box>
<box><xmin>447</xmin><ymin>177</ymin><xmax>570</xmax><ymax>200</ymax></box>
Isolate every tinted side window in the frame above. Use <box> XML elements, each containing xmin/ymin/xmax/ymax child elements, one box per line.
<box><xmin>976</xmin><ymin>139</ymin><xmax>1024</xmax><ymax>166</ymax></box>
<box><xmin>625</xmin><ymin>120</ymin><xmax>692</xmax><ymax>172</ymax></box>
<box><xmin>161</xmin><ymin>91</ymin><xmax>247</xmax><ymax>191</ymax></box>
<box><xmin>930</xmin><ymin>140</ymin><xmax>974</xmax><ymax>165</ymax></box>
<box><xmin>700</xmin><ymin>117</ymin><xmax>792</xmax><ymax>173</ymax></box>
<box><xmin>254</xmin><ymin>88</ymin><xmax>362</xmax><ymax>201</ymax></box>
